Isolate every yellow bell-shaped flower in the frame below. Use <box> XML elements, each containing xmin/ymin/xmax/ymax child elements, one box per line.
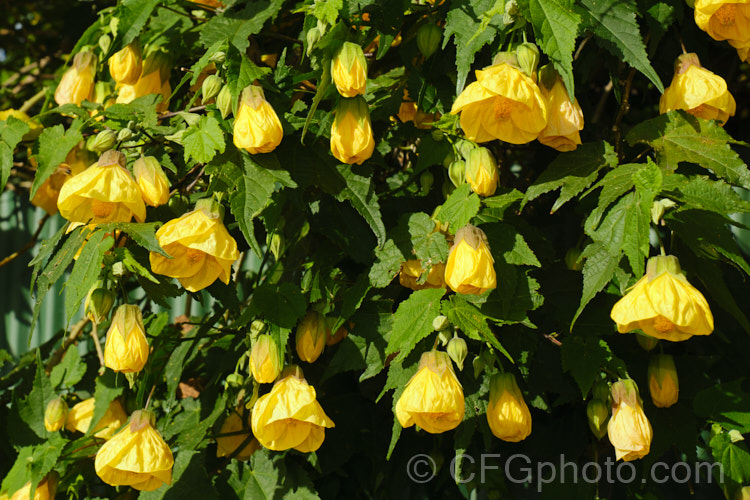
<box><xmin>331</xmin><ymin>42</ymin><xmax>368</xmax><ymax>97</ymax></box>
<box><xmin>444</xmin><ymin>224</ymin><xmax>497</xmax><ymax>295</ymax></box>
<box><xmin>395</xmin><ymin>350</ymin><xmax>465</xmax><ymax>434</ymax></box>
<box><xmin>104</xmin><ymin>305</ymin><xmax>150</xmax><ymax>374</ymax></box>
<box><xmin>3</xmin><ymin>475</ymin><xmax>57</xmax><ymax>500</ymax></box>
<box><xmin>537</xmin><ymin>67</ymin><xmax>583</xmax><ymax>152</ymax></box>
<box><xmin>133</xmin><ymin>156</ymin><xmax>170</xmax><ymax>207</ymax></box>
<box><xmin>232</xmin><ymin>84</ymin><xmax>284</xmax><ymax>154</ymax></box>
<box><xmin>216</xmin><ymin>409</ymin><xmax>261</xmax><ymax>461</ymax></box>
<box><xmin>57</xmin><ymin>149</ymin><xmax>146</xmax><ymax>224</ymax></box>
<box><xmin>486</xmin><ymin>372</ymin><xmax>532</xmax><ymax>442</ymax></box>
<box><xmin>95</xmin><ymin>409</ymin><xmax>174</xmax><ymax>491</ymax></box>
<box><xmin>116</xmin><ymin>50</ymin><xmax>171</xmax><ymax>113</ymax></box>
<box><xmin>399</xmin><ymin>260</ymin><xmax>446</xmax><ymax>290</ymax></box>
<box><xmin>648</xmin><ymin>354</ymin><xmax>679</xmax><ymax>408</ymax></box>
<box><xmin>694</xmin><ymin>0</ymin><xmax>750</xmax><ymax>52</ymax></box>
<box><xmin>109</xmin><ymin>41</ymin><xmax>143</xmax><ymax>85</ymax></box>
<box><xmin>659</xmin><ymin>53</ymin><xmax>736</xmax><ymax>125</ymax></box>
<box><xmin>295</xmin><ymin>311</ymin><xmax>327</xmax><ymax>363</ymax></box>
<box><xmin>250</xmin><ymin>334</ymin><xmax>282</xmax><ymax>384</ymax></box>
<box><xmin>55</xmin><ymin>51</ymin><xmax>97</xmax><ymax>106</ymax></box>
<box><xmin>44</xmin><ymin>397</ymin><xmax>69</xmax><ymax>432</ymax></box>
<box><xmin>330</xmin><ymin>96</ymin><xmax>375</xmax><ymax>165</ymax></box>
<box><xmin>149</xmin><ymin>199</ymin><xmax>240</xmax><ymax>292</ymax></box>
<box><xmin>610</xmin><ymin>255</ymin><xmax>714</xmax><ymax>341</ymax></box>
<box><xmin>607</xmin><ymin>379</ymin><xmax>653</xmax><ymax>461</ymax></box>
<box><xmin>450</xmin><ymin>61</ymin><xmax>547</xmax><ymax>144</ymax></box>
<box><xmin>33</xmin><ymin>145</ymin><xmax>92</xmax><ymax>214</ymax></box>
<box><xmin>65</xmin><ymin>397</ymin><xmax>128</xmax><ymax>440</ymax></box>
<box><xmin>465</xmin><ymin>147</ymin><xmax>499</xmax><ymax>197</ymax></box>
<box><xmin>251</xmin><ymin>366</ymin><xmax>335</xmax><ymax>452</ymax></box>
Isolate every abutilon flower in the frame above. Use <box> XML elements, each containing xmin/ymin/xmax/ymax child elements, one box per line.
<box><xmin>607</xmin><ymin>379</ymin><xmax>653</xmax><ymax>461</ymax></box>
<box><xmin>104</xmin><ymin>304</ymin><xmax>150</xmax><ymax>374</ymax></box>
<box><xmin>537</xmin><ymin>67</ymin><xmax>583</xmax><ymax>152</ymax></box>
<box><xmin>648</xmin><ymin>354</ymin><xmax>679</xmax><ymax>408</ymax></box>
<box><xmin>399</xmin><ymin>260</ymin><xmax>446</xmax><ymax>290</ymax></box>
<box><xmin>1</xmin><ymin>475</ymin><xmax>57</xmax><ymax>500</ymax></box>
<box><xmin>331</xmin><ymin>42</ymin><xmax>368</xmax><ymax>97</ymax></box>
<box><xmin>444</xmin><ymin>224</ymin><xmax>497</xmax><ymax>295</ymax></box>
<box><xmin>116</xmin><ymin>50</ymin><xmax>171</xmax><ymax>113</ymax></box>
<box><xmin>465</xmin><ymin>147</ymin><xmax>499</xmax><ymax>197</ymax></box>
<box><xmin>133</xmin><ymin>156</ymin><xmax>170</xmax><ymax>207</ymax></box>
<box><xmin>232</xmin><ymin>84</ymin><xmax>284</xmax><ymax>154</ymax></box>
<box><xmin>250</xmin><ymin>334</ymin><xmax>282</xmax><ymax>383</ymax></box>
<box><xmin>330</xmin><ymin>96</ymin><xmax>375</xmax><ymax>165</ymax></box>
<box><xmin>295</xmin><ymin>311</ymin><xmax>327</xmax><ymax>363</ymax></box>
<box><xmin>694</xmin><ymin>0</ymin><xmax>750</xmax><ymax>55</ymax></box>
<box><xmin>149</xmin><ymin>199</ymin><xmax>240</xmax><ymax>292</ymax></box>
<box><xmin>95</xmin><ymin>409</ymin><xmax>174</xmax><ymax>491</ymax></box>
<box><xmin>55</xmin><ymin>51</ymin><xmax>97</xmax><ymax>106</ymax></box>
<box><xmin>109</xmin><ymin>41</ymin><xmax>143</xmax><ymax>85</ymax></box>
<box><xmin>216</xmin><ymin>409</ymin><xmax>261</xmax><ymax>461</ymax></box>
<box><xmin>251</xmin><ymin>366</ymin><xmax>335</xmax><ymax>452</ymax></box>
<box><xmin>395</xmin><ymin>351</ymin><xmax>465</xmax><ymax>434</ymax></box>
<box><xmin>610</xmin><ymin>255</ymin><xmax>713</xmax><ymax>342</ymax></box>
<box><xmin>65</xmin><ymin>397</ymin><xmax>128</xmax><ymax>440</ymax></box>
<box><xmin>486</xmin><ymin>372</ymin><xmax>532</xmax><ymax>442</ymax></box>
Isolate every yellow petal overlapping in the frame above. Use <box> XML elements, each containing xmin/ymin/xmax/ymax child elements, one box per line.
<box><xmin>331</xmin><ymin>96</ymin><xmax>374</xmax><ymax>165</ymax></box>
<box><xmin>133</xmin><ymin>156</ymin><xmax>170</xmax><ymax>207</ymax></box>
<box><xmin>216</xmin><ymin>409</ymin><xmax>261</xmax><ymax>461</ymax></box>
<box><xmin>538</xmin><ymin>74</ymin><xmax>583</xmax><ymax>152</ymax></box>
<box><xmin>607</xmin><ymin>380</ymin><xmax>652</xmax><ymax>461</ymax></box>
<box><xmin>486</xmin><ymin>372</ymin><xmax>532</xmax><ymax>442</ymax></box>
<box><xmin>694</xmin><ymin>0</ymin><xmax>750</xmax><ymax>50</ymax></box>
<box><xmin>444</xmin><ymin>225</ymin><xmax>496</xmax><ymax>295</ymax></box>
<box><xmin>648</xmin><ymin>354</ymin><xmax>679</xmax><ymax>408</ymax></box>
<box><xmin>465</xmin><ymin>147</ymin><xmax>499</xmax><ymax>197</ymax></box>
<box><xmin>295</xmin><ymin>311</ymin><xmax>327</xmax><ymax>363</ymax></box>
<box><xmin>331</xmin><ymin>42</ymin><xmax>368</xmax><ymax>97</ymax></box>
<box><xmin>55</xmin><ymin>51</ymin><xmax>97</xmax><ymax>106</ymax></box>
<box><xmin>232</xmin><ymin>85</ymin><xmax>283</xmax><ymax>154</ymax></box>
<box><xmin>109</xmin><ymin>41</ymin><xmax>143</xmax><ymax>86</ymax></box>
<box><xmin>250</xmin><ymin>334</ymin><xmax>281</xmax><ymax>384</ymax></box>
<box><xmin>104</xmin><ymin>304</ymin><xmax>150</xmax><ymax>374</ymax></box>
<box><xmin>65</xmin><ymin>397</ymin><xmax>128</xmax><ymax>440</ymax></box>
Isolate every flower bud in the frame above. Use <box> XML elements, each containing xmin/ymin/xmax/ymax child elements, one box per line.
<box><xmin>88</xmin><ymin>130</ymin><xmax>117</xmax><ymax>153</ymax></box>
<box><xmin>648</xmin><ymin>354</ymin><xmax>679</xmax><ymax>408</ymax></box>
<box><xmin>592</xmin><ymin>380</ymin><xmax>610</xmax><ymax>402</ymax></box>
<box><xmin>331</xmin><ymin>96</ymin><xmax>375</xmax><ymax>165</ymax></box>
<box><xmin>516</xmin><ymin>42</ymin><xmax>540</xmax><ymax>78</ymax></box>
<box><xmin>587</xmin><ymin>399</ymin><xmax>609</xmax><ymax>440</ymax></box>
<box><xmin>420</xmin><ymin>170</ymin><xmax>434</xmax><ymax>194</ymax></box>
<box><xmin>331</xmin><ymin>42</ymin><xmax>367</xmax><ymax>97</ymax></box>
<box><xmin>85</xmin><ymin>286</ymin><xmax>116</xmax><ymax>324</ymax></box>
<box><xmin>448</xmin><ymin>160</ymin><xmax>466</xmax><ymax>187</ymax></box>
<box><xmin>295</xmin><ymin>311</ymin><xmax>327</xmax><ymax>363</ymax></box>
<box><xmin>55</xmin><ymin>50</ymin><xmax>97</xmax><ymax>106</ymax></box>
<box><xmin>447</xmin><ymin>336</ymin><xmax>468</xmax><ymax>370</ymax></box>
<box><xmin>417</xmin><ymin>23</ymin><xmax>442</xmax><ymax>60</ymax></box>
<box><xmin>45</xmin><ymin>397</ymin><xmax>69</xmax><ymax>432</ymax></box>
<box><xmin>438</xmin><ymin>329</ymin><xmax>451</xmax><ymax>346</ymax></box>
<box><xmin>636</xmin><ymin>332</ymin><xmax>658</xmax><ymax>351</ymax></box>
<box><xmin>250</xmin><ymin>334</ymin><xmax>282</xmax><ymax>384</ymax></box>
<box><xmin>109</xmin><ymin>41</ymin><xmax>143</xmax><ymax>86</ymax></box>
<box><xmin>104</xmin><ymin>304</ymin><xmax>149</xmax><ymax>373</ymax></box>
<box><xmin>650</xmin><ymin>198</ymin><xmax>677</xmax><ymax>225</ymax></box>
<box><xmin>472</xmin><ymin>354</ymin><xmax>485</xmax><ymax>378</ymax></box>
<box><xmin>117</xmin><ymin>128</ymin><xmax>135</xmax><ymax>142</ymax></box>
<box><xmin>306</xmin><ymin>27</ymin><xmax>322</xmax><ymax>56</ymax></box>
<box><xmin>565</xmin><ymin>248</ymin><xmax>583</xmax><ymax>271</ymax></box>
<box><xmin>432</xmin><ymin>315</ymin><xmax>450</xmax><ymax>332</ymax></box>
<box><xmin>445</xmin><ymin>224</ymin><xmax>497</xmax><ymax>295</ymax></box>
<box><xmin>99</xmin><ymin>34</ymin><xmax>112</xmax><ymax>55</ymax></box>
<box><xmin>209</xmin><ymin>50</ymin><xmax>226</xmax><ymax>64</ymax></box>
<box><xmin>607</xmin><ymin>379</ymin><xmax>653</xmax><ymax>461</ymax></box>
<box><xmin>201</xmin><ymin>74</ymin><xmax>223</xmax><ymax>105</ymax></box>
<box><xmin>133</xmin><ymin>156</ymin><xmax>170</xmax><ymax>207</ymax></box>
<box><xmin>226</xmin><ymin>373</ymin><xmax>245</xmax><ymax>388</ymax></box>
<box><xmin>487</xmin><ymin>372</ymin><xmax>532</xmax><ymax>442</ymax></box>
<box><xmin>269</xmin><ymin>232</ymin><xmax>283</xmax><ymax>261</ymax></box>
<box><xmin>250</xmin><ymin>319</ymin><xmax>267</xmax><ymax>340</ymax></box>
<box><xmin>216</xmin><ymin>85</ymin><xmax>232</xmax><ymax>118</ymax></box>
<box><xmin>465</xmin><ymin>147</ymin><xmax>498</xmax><ymax>197</ymax></box>
<box><xmin>233</xmin><ymin>85</ymin><xmax>283</xmax><ymax>154</ymax></box>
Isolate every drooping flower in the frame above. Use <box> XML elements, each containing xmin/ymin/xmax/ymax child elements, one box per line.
<box><xmin>65</xmin><ymin>397</ymin><xmax>128</xmax><ymax>440</ymax></box>
<box><xmin>330</xmin><ymin>96</ymin><xmax>375</xmax><ymax>165</ymax></box>
<box><xmin>149</xmin><ymin>199</ymin><xmax>240</xmax><ymax>292</ymax></box>
<box><xmin>331</xmin><ymin>42</ymin><xmax>368</xmax><ymax>97</ymax></box>
<box><xmin>537</xmin><ymin>67</ymin><xmax>584</xmax><ymax>152</ymax></box>
<box><xmin>2</xmin><ymin>475</ymin><xmax>57</xmax><ymax>500</ymax></box>
<box><xmin>216</xmin><ymin>409</ymin><xmax>261</xmax><ymax>461</ymax></box>
<box><xmin>610</xmin><ymin>255</ymin><xmax>713</xmax><ymax>341</ymax></box>
<box><xmin>465</xmin><ymin>147</ymin><xmax>499</xmax><ymax>197</ymax></box>
<box><xmin>607</xmin><ymin>379</ymin><xmax>653</xmax><ymax>461</ymax></box>
<box><xmin>486</xmin><ymin>372</ymin><xmax>532</xmax><ymax>442</ymax></box>
<box><xmin>104</xmin><ymin>305</ymin><xmax>150</xmax><ymax>374</ymax></box>
<box><xmin>395</xmin><ymin>351</ymin><xmax>465</xmax><ymax>434</ymax></box>
<box><xmin>116</xmin><ymin>50</ymin><xmax>171</xmax><ymax>113</ymax></box>
<box><xmin>251</xmin><ymin>366</ymin><xmax>335</xmax><ymax>452</ymax></box>
<box><xmin>55</xmin><ymin>51</ymin><xmax>97</xmax><ymax>106</ymax></box>
<box><xmin>444</xmin><ymin>224</ymin><xmax>496</xmax><ymax>295</ymax></box>
<box><xmin>295</xmin><ymin>311</ymin><xmax>327</xmax><ymax>363</ymax></box>
<box><xmin>109</xmin><ymin>41</ymin><xmax>143</xmax><ymax>85</ymax></box>
<box><xmin>133</xmin><ymin>156</ymin><xmax>170</xmax><ymax>207</ymax></box>
<box><xmin>694</xmin><ymin>0</ymin><xmax>750</xmax><ymax>54</ymax></box>
<box><xmin>399</xmin><ymin>260</ymin><xmax>446</xmax><ymax>291</ymax></box>
<box><xmin>648</xmin><ymin>354</ymin><xmax>679</xmax><ymax>408</ymax></box>
<box><xmin>250</xmin><ymin>334</ymin><xmax>282</xmax><ymax>384</ymax></box>
<box><xmin>232</xmin><ymin>84</ymin><xmax>284</xmax><ymax>154</ymax></box>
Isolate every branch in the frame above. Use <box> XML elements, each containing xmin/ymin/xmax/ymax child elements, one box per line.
<box><xmin>0</xmin><ymin>214</ymin><xmax>50</xmax><ymax>268</ymax></box>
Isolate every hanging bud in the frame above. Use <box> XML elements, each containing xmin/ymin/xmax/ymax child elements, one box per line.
<box><xmin>85</xmin><ymin>285</ymin><xmax>116</xmax><ymax>324</ymax></box>
<box><xmin>87</xmin><ymin>130</ymin><xmax>117</xmax><ymax>153</ymax></box>
<box><xmin>420</xmin><ymin>170</ymin><xmax>434</xmax><ymax>193</ymax></box>
<box><xmin>216</xmin><ymin>85</ymin><xmax>232</xmax><ymax>118</ymax></box>
<box><xmin>226</xmin><ymin>373</ymin><xmax>245</xmax><ymax>387</ymax></box>
<box><xmin>438</xmin><ymin>329</ymin><xmax>451</xmax><ymax>346</ymax></box>
<box><xmin>465</xmin><ymin>147</ymin><xmax>499</xmax><ymax>197</ymax></box>
<box><xmin>446</xmin><ymin>336</ymin><xmax>468</xmax><ymax>371</ymax></box>
<box><xmin>104</xmin><ymin>304</ymin><xmax>149</xmax><ymax>374</ymax></box>
<box><xmin>587</xmin><ymin>399</ymin><xmax>610</xmax><ymax>440</ymax></box>
<box><xmin>268</xmin><ymin>232</ymin><xmax>283</xmax><ymax>261</ymax></box>
<box><xmin>109</xmin><ymin>41</ymin><xmax>143</xmax><ymax>86</ymax></box>
<box><xmin>516</xmin><ymin>43</ymin><xmax>540</xmax><ymax>79</ymax></box>
<box><xmin>117</xmin><ymin>128</ymin><xmax>134</xmax><ymax>142</ymax></box>
<box><xmin>45</xmin><ymin>397</ymin><xmax>69</xmax><ymax>432</ymax></box>
<box><xmin>417</xmin><ymin>23</ymin><xmax>442</xmax><ymax>60</ymax></box>
<box><xmin>565</xmin><ymin>248</ymin><xmax>583</xmax><ymax>271</ymax></box>
<box><xmin>330</xmin><ymin>96</ymin><xmax>374</xmax><ymax>165</ymax></box>
<box><xmin>250</xmin><ymin>319</ymin><xmax>267</xmax><ymax>340</ymax></box>
<box><xmin>472</xmin><ymin>354</ymin><xmax>485</xmax><ymax>378</ymax></box>
<box><xmin>55</xmin><ymin>50</ymin><xmax>97</xmax><ymax>106</ymax></box>
<box><xmin>592</xmin><ymin>380</ymin><xmax>610</xmax><ymax>402</ymax></box>
<box><xmin>201</xmin><ymin>74</ymin><xmax>223</xmax><ymax>105</ymax></box>
<box><xmin>432</xmin><ymin>315</ymin><xmax>450</xmax><ymax>332</ymax></box>
<box><xmin>648</xmin><ymin>354</ymin><xmax>679</xmax><ymax>408</ymax></box>
<box><xmin>331</xmin><ymin>42</ymin><xmax>367</xmax><ymax>97</ymax></box>
<box><xmin>233</xmin><ymin>85</ymin><xmax>284</xmax><ymax>154</ymax></box>
<box><xmin>249</xmin><ymin>334</ymin><xmax>282</xmax><ymax>384</ymax></box>
<box><xmin>448</xmin><ymin>160</ymin><xmax>466</xmax><ymax>187</ymax></box>
<box><xmin>209</xmin><ymin>50</ymin><xmax>226</xmax><ymax>64</ymax></box>
<box><xmin>295</xmin><ymin>311</ymin><xmax>327</xmax><ymax>363</ymax></box>
<box><xmin>133</xmin><ymin>156</ymin><xmax>170</xmax><ymax>207</ymax></box>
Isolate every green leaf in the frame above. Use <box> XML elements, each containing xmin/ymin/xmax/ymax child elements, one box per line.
<box><xmin>230</xmin><ymin>155</ymin><xmax>278</xmax><ymax>256</ymax></box>
<box><xmin>483</xmin><ymin>223</ymin><xmax>541</xmax><ymax>267</ymax></box>
<box><xmin>98</xmin><ymin>222</ymin><xmax>168</xmax><ymax>256</ymax></box>
<box><xmin>49</xmin><ymin>345</ymin><xmax>86</xmax><ymax>389</ymax></box>
<box><xmin>576</xmin><ymin>0</ymin><xmax>663</xmax><ymax>92</ymax></box>
<box><xmin>88</xmin><ymin>372</ymin><xmax>123</xmax><ymax>436</ymax></box>
<box><xmin>252</xmin><ymin>282</ymin><xmax>306</xmax><ymax>330</ymax></box>
<box><xmin>29</xmin><ymin>433</ymin><xmax>66</xmax><ymax>500</ymax></box>
<box><xmin>561</xmin><ymin>336</ymin><xmax>626</xmax><ymax>396</ymax></box>
<box><xmin>523</xmin><ymin>141</ymin><xmax>617</xmax><ymax>211</ymax></box>
<box><xmin>627</xmin><ymin>111</ymin><xmax>750</xmax><ymax>188</ymax></box>
<box><xmin>200</xmin><ymin>0</ymin><xmax>285</xmax><ymax>53</ymax></box>
<box><xmin>435</xmin><ymin>183</ymin><xmax>481</xmax><ymax>233</ymax></box>
<box><xmin>313</xmin><ymin>0</ymin><xmax>342</xmax><ymax>25</ymax></box>
<box><xmin>584</xmin><ymin>163</ymin><xmax>640</xmax><ymax>233</ymax></box>
<box><xmin>409</xmin><ymin>213</ymin><xmax>450</xmax><ymax>264</ymax></box>
<box><xmin>183</xmin><ymin>115</ymin><xmax>226</xmax><ymax>164</ymax></box>
<box><xmin>226</xmin><ymin>54</ymin><xmax>273</xmax><ymax>107</ymax></box>
<box><xmin>335</xmin><ymin>165</ymin><xmax>386</xmax><ymax>246</ymax></box>
<box><xmin>385</xmin><ymin>288</ymin><xmax>446</xmax><ymax>363</ymax></box>
<box><xmin>663</xmin><ymin>176</ymin><xmax>750</xmax><ymax>215</ymax></box>
<box><xmin>18</xmin><ymin>351</ymin><xmax>53</xmax><ymax>439</ymax></box>
<box><xmin>244</xmin><ymin>451</ymin><xmax>279</xmax><ymax>500</ymax></box>
<box><xmin>64</xmin><ymin>230</ymin><xmax>112</xmax><ymax>322</ymax></box>
<box><xmin>30</xmin><ymin>122</ymin><xmax>83</xmax><ymax>199</ymax></box>
<box><xmin>0</xmin><ymin>447</ymin><xmax>33</xmax><ymax>497</ymax></box>
<box><xmin>694</xmin><ymin>379</ymin><xmax>750</xmax><ymax>431</ymax></box>
<box><xmin>113</xmin><ymin>0</ymin><xmax>160</xmax><ymax>49</ymax></box>
<box><xmin>1</xmin><ymin>116</ymin><xmax>31</xmax><ymax>190</ymax></box>
<box><xmin>710</xmin><ymin>431</ymin><xmax>750</xmax><ymax>489</ymax></box>
<box><xmin>369</xmin><ymin>239</ymin><xmax>405</xmax><ymax>288</ymax></box>
<box><xmin>572</xmin><ymin>242</ymin><xmax>620</xmax><ymax>325</ymax></box>
<box><xmin>521</xmin><ymin>0</ymin><xmax>580</xmax><ymax>97</ymax></box>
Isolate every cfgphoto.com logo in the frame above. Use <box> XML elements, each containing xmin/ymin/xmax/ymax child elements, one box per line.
<box><xmin>405</xmin><ymin>453</ymin><xmax>723</xmax><ymax>491</ymax></box>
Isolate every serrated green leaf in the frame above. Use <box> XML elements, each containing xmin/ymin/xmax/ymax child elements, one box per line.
<box><xmin>49</xmin><ymin>345</ymin><xmax>86</xmax><ymax>389</ymax></box>
<box><xmin>200</xmin><ymin>0</ymin><xmax>284</xmax><ymax>53</ymax></box>
<box><xmin>227</xmin><ymin>54</ymin><xmax>273</xmax><ymax>107</ymax></box>
<box><xmin>29</xmin><ymin>433</ymin><xmax>66</xmax><ymax>500</ymax></box>
<box><xmin>369</xmin><ymin>239</ymin><xmax>405</xmax><ymax>288</ymax></box>
<box><xmin>18</xmin><ymin>351</ymin><xmax>53</xmax><ymax>439</ymax></box>
<box><xmin>64</xmin><ymin>230</ymin><xmax>112</xmax><ymax>322</ymax></box>
<box><xmin>442</xmin><ymin>295</ymin><xmax>513</xmax><ymax>361</ymax></box>
<box><xmin>183</xmin><ymin>115</ymin><xmax>225</xmax><ymax>164</ymax></box>
<box><xmin>251</xmin><ymin>282</ymin><xmax>306</xmax><ymax>330</ymax></box>
<box><xmin>663</xmin><ymin>176</ymin><xmax>750</xmax><ymax>215</ymax></box>
<box><xmin>572</xmin><ymin>241</ymin><xmax>620</xmax><ymax>326</ymax></box>
<box><xmin>386</xmin><ymin>288</ymin><xmax>446</xmax><ymax>363</ymax></box>
<box><xmin>313</xmin><ymin>0</ymin><xmax>342</xmax><ymax>25</ymax></box>
<box><xmin>0</xmin><ymin>447</ymin><xmax>33</xmax><ymax>497</ymax></box>
<box><xmin>98</xmin><ymin>222</ymin><xmax>168</xmax><ymax>257</ymax></box>
<box><xmin>1</xmin><ymin>116</ymin><xmax>31</xmax><ymax>190</ymax></box>
<box><xmin>409</xmin><ymin>212</ymin><xmax>449</xmax><ymax>264</ymax></box>
<box><xmin>584</xmin><ymin>163</ymin><xmax>640</xmax><ymax>233</ymax></box>
<box><xmin>710</xmin><ymin>431</ymin><xmax>750</xmax><ymax>488</ymax></box>
<box><xmin>483</xmin><ymin>223</ymin><xmax>541</xmax><ymax>267</ymax></box>
<box><xmin>244</xmin><ymin>451</ymin><xmax>279</xmax><ymax>500</ymax></box>
<box><xmin>561</xmin><ymin>336</ymin><xmax>626</xmax><ymax>396</ymax></box>
<box><xmin>436</xmin><ymin>183</ymin><xmax>481</xmax><ymax>233</ymax></box>
<box><xmin>335</xmin><ymin>164</ymin><xmax>386</xmax><ymax>246</ymax></box>
<box><xmin>30</xmin><ymin>122</ymin><xmax>83</xmax><ymax>199</ymax></box>
<box><xmin>88</xmin><ymin>372</ymin><xmax>123</xmax><ymax>436</ymax></box>
<box><xmin>112</xmin><ymin>0</ymin><xmax>160</xmax><ymax>49</ymax></box>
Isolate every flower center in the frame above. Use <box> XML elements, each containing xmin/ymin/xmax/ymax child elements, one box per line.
<box><xmin>493</xmin><ymin>97</ymin><xmax>515</xmax><ymax>120</ymax></box>
<box><xmin>186</xmin><ymin>248</ymin><xmax>204</xmax><ymax>263</ymax></box>
<box><xmin>653</xmin><ymin>315</ymin><xmax>674</xmax><ymax>333</ymax></box>
<box><xmin>687</xmin><ymin>104</ymin><xmax>706</xmax><ymax>117</ymax></box>
<box><xmin>714</xmin><ymin>3</ymin><xmax>737</xmax><ymax>26</ymax></box>
<box><xmin>91</xmin><ymin>199</ymin><xmax>115</xmax><ymax>218</ymax></box>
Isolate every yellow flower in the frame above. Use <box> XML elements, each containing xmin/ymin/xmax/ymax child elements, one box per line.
<box><xmin>330</xmin><ymin>96</ymin><xmax>375</xmax><ymax>165</ymax></box>
<box><xmin>216</xmin><ymin>409</ymin><xmax>261</xmax><ymax>461</ymax></box>
<box><xmin>537</xmin><ymin>69</ymin><xmax>583</xmax><ymax>152</ymax></box>
<box><xmin>149</xmin><ymin>199</ymin><xmax>240</xmax><ymax>292</ymax></box>
<box><xmin>95</xmin><ymin>409</ymin><xmax>174</xmax><ymax>491</ymax></box>
<box><xmin>133</xmin><ymin>156</ymin><xmax>170</xmax><ymax>207</ymax></box>
<box><xmin>659</xmin><ymin>53</ymin><xmax>736</xmax><ymax>124</ymax></box>
<box><xmin>450</xmin><ymin>62</ymin><xmax>547</xmax><ymax>144</ymax></box>
<box><xmin>738</xmin><ymin>486</ymin><xmax>750</xmax><ymax>500</ymax></box>
<box><xmin>325</xmin><ymin>318</ymin><xmax>353</xmax><ymax>346</ymax></box>
<box><xmin>232</xmin><ymin>85</ymin><xmax>283</xmax><ymax>154</ymax></box>
<box><xmin>331</xmin><ymin>42</ymin><xmax>368</xmax><ymax>97</ymax></box>
<box><xmin>57</xmin><ymin>150</ymin><xmax>146</xmax><ymax>224</ymax></box>
<box><xmin>251</xmin><ymin>366</ymin><xmax>335</xmax><ymax>452</ymax></box>
<box><xmin>109</xmin><ymin>41</ymin><xmax>143</xmax><ymax>85</ymax></box>
<box><xmin>607</xmin><ymin>379</ymin><xmax>652</xmax><ymax>461</ymax></box>
<box><xmin>55</xmin><ymin>51</ymin><xmax>97</xmax><ymax>106</ymax></box>
<box><xmin>250</xmin><ymin>334</ymin><xmax>281</xmax><ymax>384</ymax></box>
<box><xmin>295</xmin><ymin>311</ymin><xmax>327</xmax><ymax>363</ymax></box>
<box><xmin>104</xmin><ymin>305</ymin><xmax>150</xmax><ymax>374</ymax></box>
<box><xmin>694</xmin><ymin>0</ymin><xmax>750</xmax><ymax>50</ymax></box>
<box><xmin>610</xmin><ymin>255</ymin><xmax>714</xmax><ymax>341</ymax></box>
<box><xmin>65</xmin><ymin>397</ymin><xmax>128</xmax><ymax>439</ymax></box>
<box><xmin>44</xmin><ymin>397</ymin><xmax>68</xmax><ymax>432</ymax></box>
<box><xmin>444</xmin><ymin>224</ymin><xmax>496</xmax><ymax>295</ymax></box>
<box><xmin>399</xmin><ymin>260</ymin><xmax>446</xmax><ymax>290</ymax></box>
<box><xmin>0</xmin><ymin>109</ymin><xmax>43</xmax><ymax>141</ymax></box>
<box><xmin>5</xmin><ymin>476</ymin><xmax>57</xmax><ymax>500</ymax></box>
<box><xmin>116</xmin><ymin>50</ymin><xmax>171</xmax><ymax>113</ymax></box>
<box><xmin>486</xmin><ymin>372</ymin><xmax>532</xmax><ymax>442</ymax></box>
<box><xmin>648</xmin><ymin>354</ymin><xmax>679</xmax><ymax>408</ymax></box>
<box><xmin>465</xmin><ymin>147</ymin><xmax>499</xmax><ymax>197</ymax></box>
<box><xmin>395</xmin><ymin>351</ymin><xmax>464</xmax><ymax>434</ymax></box>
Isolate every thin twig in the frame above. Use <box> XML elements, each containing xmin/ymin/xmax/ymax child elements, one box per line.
<box><xmin>91</xmin><ymin>322</ymin><xmax>106</xmax><ymax>373</ymax></box>
<box><xmin>0</xmin><ymin>214</ymin><xmax>50</xmax><ymax>268</ymax></box>
<box><xmin>612</xmin><ymin>68</ymin><xmax>637</xmax><ymax>159</ymax></box>
<box><xmin>157</xmin><ymin>105</ymin><xmax>207</xmax><ymax>120</ymax></box>
<box><xmin>45</xmin><ymin>318</ymin><xmax>91</xmax><ymax>372</ymax></box>
<box><xmin>574</xmin><ymin>34</ymin><xmax>593</xmax><ymax>61</ymax></box>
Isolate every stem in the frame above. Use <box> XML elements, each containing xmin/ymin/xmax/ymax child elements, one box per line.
<box><xmin>19</xmin><ymin>89</ymin><xmax>46</xmax><ymax>114</ymax></box>
<box><xmin>145</xmin><ymin>385</ymin><xmax>156</xmax><ymax>410</ymax></box>
<box><xmin>0</xmin><ymin>214</ymin><xmax>50</xmax><ymax>268</ymax></box>
<box><xmin>654</xmin><ymin>228</ymin><xmax>667</xmax><ymax>256</ymax></box>
<box><xmin>612</xmin><ymin>67</ymin><xmax>637</xmax><ymax>159</ymax></box>
<box><xmin>91</xmin><ymin>322</ymin><xmax>106</xmax><ymax>372</ymax></box>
